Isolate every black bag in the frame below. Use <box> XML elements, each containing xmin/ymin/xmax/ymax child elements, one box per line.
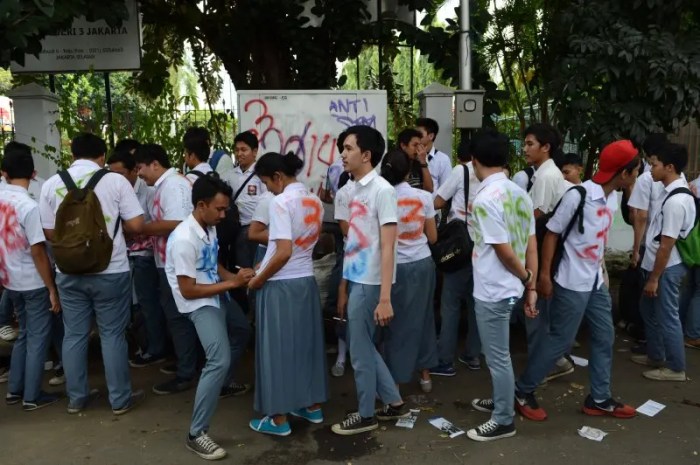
<box><xmin>431</xmin><ymin>164</ymin><xmax>474</xmax><ymax>272</ymax></box>
<box><xmin>540</xmin><ymin>185</ymin><xmax>586</xmax><ymax>278</ymax></box>
<box><xmin>189</xmin><ymin>170</ymin><xmax>255</xmax><ymax>269</ymax></box>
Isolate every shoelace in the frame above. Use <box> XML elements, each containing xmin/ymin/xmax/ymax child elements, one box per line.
<box><xmin>341</xmin><ymin>412</ymin><xmax>361</xmax><ymax>428</ymax></box>
<box><xmin>478</xmin><ymin>399</ymin><xmax>494</xmax><ymax>408</ymax></box>
<box><xmin>252</xmin><ymin>416</ymin><xmax>272</xmax><ymax>431</ymax></box>
<box><xmin>477</xmin><ymin>420</ymin><xmax>499</xmax><ymax>434</ymax></box>
<box><xmin>196</xmin><ymin>433</ymin><xmax>219</xmax><ymax>452</ymax></box>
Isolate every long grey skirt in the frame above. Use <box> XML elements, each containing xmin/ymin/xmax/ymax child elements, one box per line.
<box><xmin>254</xmin><ymin>276</ymin><xmax>329</xmax><ymax>415</ymax></box>
<box><xmin>384</xmin><ymin>256</ymin><xmax>439</xmax><ymax>383</ymax></box>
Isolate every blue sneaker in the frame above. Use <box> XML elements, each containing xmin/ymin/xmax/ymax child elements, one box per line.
<box><xmin>290</xmin><ymin>407</ymin><xmax>324</xmax><ymax>424</ymax></box>
<box><xmin>429</xmin><ymin>363</ymin><xmax>456</xmax><ymax>377</ymax></box>
<box><xmin>249</xmin><ymin>416</ymin><xmax>292</xmax><ymax>436</ymax></box>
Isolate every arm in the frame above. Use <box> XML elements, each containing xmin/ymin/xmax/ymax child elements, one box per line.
<box><xmin>492</xmin><ymin>243</ymin><xmax>530</xmax><ymax>282</ymax></box>
<box><xmin>248</xmin><ymin>221</ymin><xmax>269</xmax><ymax>245</ymax></box>
<box><xmin>631</xmin><ymin>208</ymin><xmax>648</xmax><ymax>267</ymax></box>
<box><xmin>537</xmin><ymin>230</ymin><xmax>559</xmax><ymax>298</ymax></box>
<box><xmin>533</xmin><ymin>209</ymin><xmax>546</xmax><ymax>219</ymax></box>
<box><xmin>318</xmin><ymin>187</ymin><xmax>334</xmax><ymax>204</ymax></box>
<box><xmin>248</xmin><ymin>239</ymin><xmax>292</xmax><ymax>289</ymax></box>
<box><xmin>420</xmin><ymin>165</ymin><xmax>434</xmax><ymax>193</ymax></box>
<box><xmin>434</xmin><ymin>195</ymin><xmax>447</xmax><ymax>211</ymax></box>
<box><xmin>122</xmin><ymin>215</ymin><xmax>144</xmax><ymax>234</ymax></box>
<box><xmin>43</xmin><ymin>229</ymin><xmax>55</xmax><ymax>242</ymax></box>
<box><xmin>524</xmin><ymin>234</ymin><xmax>539</xmax><ymax>317</ymax></box>
<box><xmin>338</xmin><ymin>220</ymin><xmax>349</xmax><ymax>237</ymax></box>
<box><xmin>337</xmin><ymin>278</ymin><xmax>348</xmax><ymax>318</ymax></box>
<box><xmin>374</xmin><ymin>223</ymin><xmax>397</xmax><ymax>326</ymax></box>
<box><xmin>142</xmin><ymin>220</ymin><xmax>182</xmax><ymax>236</ymax></box>
<box><xmin>644</xmin><ymin>235</ymin><xmax>676</xmax><ymax>297</ymax></box>
<box><xmin>30</xmin><ymin>243</ymin><xmax>60</xmax><ymax>313</ymax></box>
<box><xmin>424</xmin><ymin>216</ymin><xmax>438</xmax><ymax>244</ymax></box>
<box><xmin>177</xmin><ymin>272</ymin><xmax>252</xmax><ymax>300</ymax></box>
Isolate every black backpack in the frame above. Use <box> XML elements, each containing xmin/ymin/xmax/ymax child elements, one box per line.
<box><xmin>189</xmin><ymin>170</ymin><xmax>255</xmax><ymax>269</ymax></box>
<box><xmin>525</xmin><ymin>166</ymin><xmax>536</xmax><ymax>192</ymax></box>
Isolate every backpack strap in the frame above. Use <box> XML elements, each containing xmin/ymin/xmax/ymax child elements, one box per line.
<box><xmin>233</xmin><ymin>172</ymin><xmax>257</xmax><ymax>202</ymax></box>
<box><xmin>189</xmin><ymin>170</ymin><xmax>205</xmax><ymax>178</ymax></box>
<box><xmin>654</xmin><ymin>187</ymin><xmax>695</xmax><ymax>241</ymax></box>
<box><xmin>462</xmin><ymin>163</ymin><xmax>470</xmax><ymax>216</ymax></box>
<box><xmin>525</xmin><ymin>166</ymin><xmax>536</xmax><ymax>192</ymax></box>
<box><xmin>555</xmin><ymin>185</ymin><xmax>587</xmax><ymax>243</ymax></box>
<box><xmin>85</xmin><ymin>169</ymin><xmax>111</xmax><ymax>191</ymax></box>
<box><xmin>209</xmin><ymin>150</ymin><xmax>226</xmax><ymax>170</ymax></box>
<box><xmin>58</xmin><ymin>170</ymin><xmax>79</xmax><ymax>193</ymax></box>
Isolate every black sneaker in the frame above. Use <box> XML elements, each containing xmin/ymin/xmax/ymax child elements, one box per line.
<box><xmin>471</xmin><ymin>398</ymin><xmax>495</xmax><ymax>413</ymax></box>
<box><xmin>186</xmin><ymin>432</ymin><xmax>227</xmax><ymax>460</ymax></box>
<box><xmin>23</xmin><ymin>392</ymin><xmax>60</xmax><ymax>411</ymax></box>
<box><xmin>129</xmin><ymin>353</ymin><xmax>167</xmax><ymax>368</ymax></box>
<box><xmin>112</xmin><ymin>389</ymin><xmax>146</xmax><ymax>415</ymax></box>
<box><xmin>67</xmin><ymin>388</ymin><xmax>100</xmax><ymax>414</ymax></box>
<box><xmin>515</xmin><ymin>390</ymin><xmax>547</xmax><ymax>421</ymax></box>
<box><xmin>220</xmin><ymin>382</ymin><xmax>251</xmax><ymax>398</ymax></box>
<box><xmin>331</xmin><ymin>412</ymin><xmax>378</xmax><ymax>436</ymax></box>
<box><xmin>467</xmin><ymin>419</ymin><xmax>516</xmax><ymax>442</ymax></box>
<box><xmin>159</xmin><ymin>364</ymin><xmax>177</xmax><ymax>375</ymax></box>
<box><xmin>6</xmin><ymin>392</ymin><xmax>22</xmax><ymax>405</ymax></box>
<box><xmin>376</xmin><ymin>403</ymin><xmax>410</xmax><ymax>421</ymax></box>
<box><xmin>152</xmin><ymin>377</ymin><xmax>194</xmax><ymax>395</ymax></box>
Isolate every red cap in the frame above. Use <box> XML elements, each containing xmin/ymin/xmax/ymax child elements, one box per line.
<box><xmin>592</xmin><ymin>140</ymin><xmax>639</xmax><ymax>184</ymax></box>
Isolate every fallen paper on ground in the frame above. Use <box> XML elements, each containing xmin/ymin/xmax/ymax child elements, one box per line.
<box><xmin>570</xmin><ymin>355</ymin><xmax>589</xmax><ymax>367</ymax></box>
<box><xmin>637</xmin><ymin>400</ymin><xmax>666</xmax><ymax>417</ymax></box>
<box><xmin>396</xmin><ymin>409</ymin><xmax>420</xmax><ymax>429</ymax></box>
<box><xmin>429</xmin><ymin>417</ymin><xmax>464</xmax><ymax>438</ymax></box>
<box><xmin>578</xmin><ymin>426</ymin><xmax>607</xmax><ymax>442</ymax></box>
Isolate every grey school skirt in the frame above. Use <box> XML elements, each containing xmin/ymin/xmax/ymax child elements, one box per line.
<box><xmin>254</xmin><ymin>276</ymin><xmax>329</xmax><ymax>415</ymax></box>
<box><xmin>384</xmin><ymin>256</ymin><xmax>439</xmax><ymax>384</ymax></box>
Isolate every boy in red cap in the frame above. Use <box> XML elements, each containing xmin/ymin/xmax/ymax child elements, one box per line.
<box><xmin>504</xmin><ymin>140</ymin><xmax>640</xmax><ymax>421</ymax></box>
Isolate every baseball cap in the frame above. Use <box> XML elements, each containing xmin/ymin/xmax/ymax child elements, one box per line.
<box><xmin>591</xmin><ymin>140</ymin><xmax>639</xmax><ymax>184</ymax></box>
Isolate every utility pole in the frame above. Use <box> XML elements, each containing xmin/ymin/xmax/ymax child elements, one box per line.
<box><xmin>459</xmin><ymin>0</ymin><xmax>472</xmax><ymax>91</ymax></box>
<box><xmin>455</xmin><ymin>0</ymin><xmax>485</xmax><ymax>129</ymax></box>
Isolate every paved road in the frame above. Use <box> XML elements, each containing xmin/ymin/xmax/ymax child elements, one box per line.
<box><xmin>1</xmin><ymin>331</ymin><xmax>699</xmax><ymax>465</ymax></box>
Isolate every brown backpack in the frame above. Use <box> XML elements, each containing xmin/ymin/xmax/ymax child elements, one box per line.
<box><xmin>52</xmin><ymin>169</ymin><xmax>120</xmax><ymax>274</ymax></box>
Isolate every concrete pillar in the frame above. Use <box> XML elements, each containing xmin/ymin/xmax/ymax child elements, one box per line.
<box><xmin>7</xmin><ymin>83</ymin><xmax>60</xmax><ymax>179</ymax></box>
<box><xmin>417</xmin><ymin>82</ymin><xmax>454</xmax><ymax>156</ymax></box>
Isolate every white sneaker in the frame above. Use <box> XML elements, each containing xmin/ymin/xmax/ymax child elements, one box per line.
<box><xmin>0</xmin><ymin>325</ymin><xmax>17</xmax><ymax>342</ymax></box>
<box><xmin>331</xmin><ymin>361</ymin><xmax>345</xmax><ymax>377</ymax></box>
<box><xmin>643</xmin><ymin>367</ymin><xmax>687</xmax><ymax>382</ymax></box>
<box><xmin>49</xmin><ymin>365</ymin><xmax>65</xmax><ymax>386</ymax></box>
<box><xmin>186</xmin><ymin>432</ymin><xmax>227</xmax><ymax>460</ymax></box>
<box><xmin>0</xmin><ymin>367</ymin><xmax>9</xmax><ymax>384</ymax></box>
<box><xmin>419</xmin><ymin>378</ymin><xmax>432</xmax><ymax>393</ymax></box>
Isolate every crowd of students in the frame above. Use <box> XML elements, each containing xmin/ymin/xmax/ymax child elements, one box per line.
<box><xmin>0</xmin><ymin>117</ymin><xmax>698</xmax><ymax>460</ymax></box>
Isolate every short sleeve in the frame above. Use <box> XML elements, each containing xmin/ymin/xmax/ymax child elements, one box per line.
<box><xmin>22</xmin><ymin>205</ymin><xmax>47</xmax><ymax>246</ymax></box>
<box><xmin>334</xmin><ymin>186</ymin><xmax>351</xmax><ymax>221</ymax></box>
<box><xmin>376</xmin><ymin>186</ymin><xmax>398</xmax><ymax>226</ymax></box>
<box><xmin>512</xmin><ymin>171</ymin><xmax>529</xmax><ymax>191</ymax></box>
<box><xmin>436</xmin><ymin>166</ymin><xmax>460</xmax><ymax>202</ymax></box>
<box><xmin>39</xmin><ymin>179</ymin><xmax>56</xmax><ymax>229</ymax></box>
<box><xmin>171</xmin><ymin>238</ymin><xmax>198</xmax><ymax>279</ymax></box>
<box><xmin>162</xmin><ymin>182</ymin><xmax>193</xmax><ymax>221</ymax></box>
<box><xmin>627</xmin><ymin>173</ymin><xmax>652</xmax><ymax>211</ymax></box>
<box><xmin>661</xmin><ymin>197</ymin><xmax>690</xmax><ymax>239</ymax></box>
<box><xmin>423</xmin><ymin>191</ymin><xmax>436</xmax><ymax>218</ymax></box>
<box><xmin>251</xmin><ymin>194</ymin><xmax>272</xmax><ymax>225</ymax></box>
<box><xmin>268</xmin><ymin>197</ymin><xmax>292</xmax><ymax>241</ymax></box>
<box><xmin>529</xmin><ymin>175</ymin><xmax>548</xmax><ymax>212</ymax></box>
<box><xmin>475</xmin><ymin>199</ymin><xmax>508</xmax><ymax>244</ymax></box>
<box><xmin>546</xmin><ymin>188</ymin><xmax>582</xmax><ymax>234</ymax></box>
<box><xmin>116</xmin><ymin>175</ymin><xmax>144</xmax><ymax>221</ymax></box>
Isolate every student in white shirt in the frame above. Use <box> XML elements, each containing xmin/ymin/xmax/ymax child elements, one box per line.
<box><xmin>165</xmin><ymin>175</ymin><xmax>254</xmax><ymax>460</ymax></box>
<box><xmin>39</xmin><ymin>133</ymin><xmax>146</xmax><ymax>415</ymax></box>
<box><xmin>379</xmin><ymin>149</ymin><xmax>439</xmax><ymax>393</ymax></box>
<box><xmin>512</xmin><ymin>165</ymin><xmax>535</xmax><ymax>192</ymax></box>
<box><xmin>430</xmin><ymin>138</ymin><xmax>483</xmax><ymax>375</ymax></box>
<box><xmin>465</xmin><ymin>129</ymin><xmax>538</xmax><ymax>442</ymax></box>
<box><xmin>398</xmin><ymin>128</ymin><xmax>433</xmax><ymax>193</ymax></box>
<box><xmin>415</xmin><ymin>117</ymin><xmax>452</xmax><ymax>195</ymax></box>
<box><xmin>513</xmin><ymin>140</ymin><xmax>639</xmax><ymax>423</ymax></box>
<box><xmin>107</xmin><ymin>147</ymin><xmax>167</xmax><ymax>368</ymax></box>
<box><xmin>682</xmin><ymin>174</ymin><xmax>700</xmax><ymax>349</ymax></box>
<box><xmin>247</xmin><ymin>152</ymin><xmax>328</xmax><ymax>437</ymax></box>
<box><xmin>223</xmin><ymin>131</ymin><xmax>268</xmax><ymax>269</ymax></box>
<box><xmin>331</xmin><ymin>125</ymin><xmax>409</xmax><ymax>436</ymax></box>
<box><xmin>134</xmin><ymin>144</ymin><xmax>199</xmax><ymax>396</ymax></box>
<box><xmin>1</xmin><ymin>142</ymin><xmax>61</xmax><ymax>410</ymax></box>
<box><xmin>247</xmin><ymin>191</ymin><xmax>274</xmax><ymax>266</ymax></box>
<box><xmin>183</xmin><ymin>128</ymin><xmax>214</xmax><ymax>184</ymax></box>
<box><xmin>634</xmin><ymin>143</ymin><xmax>695</xmax><ymax>382</ymax></box>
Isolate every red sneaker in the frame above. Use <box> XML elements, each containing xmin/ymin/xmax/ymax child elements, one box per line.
<box><xmin>582</xmin><ymin>395</ymin><xmax>636</xmax><ymax>418</ymax></box>
<box><xmin>515</xmin><ymin>390</ymin><xmax>548</xmax><ymax>421</ymax></box>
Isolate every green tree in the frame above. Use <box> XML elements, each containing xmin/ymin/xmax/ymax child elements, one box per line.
<box><xmin>0</xmin><ymin>69</ymin><xmax>12</xmax><ymax>94</ymax></box>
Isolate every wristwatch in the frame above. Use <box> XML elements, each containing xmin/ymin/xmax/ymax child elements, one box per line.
<box><xmin>521</xmin><ymin>269</ymin><xmax>532</xmax><ymax>285</ymax></box>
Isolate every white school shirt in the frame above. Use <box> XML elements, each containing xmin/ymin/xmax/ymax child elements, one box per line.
<box><xmin>342</xmin><ymin>170</ymin><xmax>398</xmax><ymax>285</ymax></box>
<box><xmin>165</xmin><ymin>214</ymin><xmax>220</xmax><ymax>313</ymax></box>
<box><xmin>395</xmin><ymin>182</ymin><xmax>434</xmax><ymax>264</ymax></box>
<box><xmin>150</xmin><ymin>168</ymin><xmax>193</xmax><ymax>268</ymax></box>
<box><xmin>128</xmin><ymin>177</ymin><xmax>155</xmax><ymax>257</ymax></box>
<box><xmin>0</xmin><ymin>185</ymin><xmax>46</xmax><ymax>291</ymax></box>
<box><xmin>529</xmin><ymin>158</ymin><xmax>566</xmax><ymax>214</ymax></box>
<box><xmin>334</xmin><ymin>180</ymin><xmax>357</xmax><ymax>223</ymax></box>
<box><xmin>641</xmin><ymin>178</ymin><xmax>696</xmax><ymax>272</ymax></box>
<box><xmin>628</xmin><ymin>171</ymin><xmax>687</xmax><ymax>243</ymax></box>
<box><xmin>39</xmin><ymin>159</ymin><xmax>144</xmax><ymax>274</ymax></box>
<box><xmin>223</xmin><ymin>163</ymin><xmax>267</xmax><ymax>226</ymax></box>
<box><xmin>185</xmin><ymin>162</ymin><xmax>213</xmax><ymax>184</ymax></box>
<box><xmin>258</xmin><ymin>182</ymin><xmax>322</xmax><ymax>280</ymax></box>
<box><xmin>428</xmin><ymin>147</ymin><xmax>453</xmax><ymax>197</ymax></box>
<box><xmin>209</xmin><ymin>148</ymin><xmax>235</xmax><ymax>178</ymax></box>
<box><xmin>471</xmin><ymin>172</ymin><xmax>535</xmax><ymax>302</ymax></box>
<box><xmin>547</xmin><ymin>181</ymin><xmax>617</xmax><ymax>292</ymax></box>
<box><xmin>512</xmin><ymin>169</ymin><xmax>531</xmax><ymax>192</ymax></box>
<box><xmin>251</xmin><ymin>192</ymin><xmax>274</xmax><ymax>226</ymax></box>
<box><xmin>0</xmin><ymin>176</ymin><xmax>43</xmax><ymax>201</ymax></box>
<box><xmin>436</xmin><ymin>162</ymin><xmax>481</xmax><ymax>225</ymax></box>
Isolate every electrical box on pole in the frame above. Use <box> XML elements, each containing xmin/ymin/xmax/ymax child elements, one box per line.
<box><xmin>454</xmin><ymin>90</ymin><xmax>485</xmax><ymax>128</ymax></box>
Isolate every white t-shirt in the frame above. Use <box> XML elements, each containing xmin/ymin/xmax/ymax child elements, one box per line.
<box><xmin>334</xmin><ymin>180</ymin><xmax>357</xmax><ymax>224</ymax></box>
<box><xmin>642</xmin><ymin>178</ymin><xmax>696</xmax><ymax>271</ymax></box>
<box><xmin>150</xmin><ymin>168</ymin><xmax>193</xmax><ymax>268</ymax></box>
<box><xmin>428</xmin><ymin>147</ymin><xmax>453</xmax><ymax>197</ymax></box>
<box><xmin>258</xmin><ymin>183</ymin><xmax>322</xmax><ymax>280</ymax></box>
<box><xmin>342</xmin><ymin>170</ymin><xmax>398</xmax><ymax>285</ymax></box>
<box><xmin>436</xmin><ymin>162</ymin><xmax>480</xmax><ymax>225</ymax></box>
<box><xmin>251</xmin><ymin>192</ymin><xmax>274</xmax><ymax>226</ymax></box>
<box><xmin>128</xmin><ymin>177</ymin><xmax>155</xmax><ymax>256</ymax></box>
<box><xmin>39</xmin><ymin>159</ymin><xmax>144</xmax><ymax>274</ymax></box>
<box><xmin>222</xmin><ymin>163</ymin><xmax>267</xmax><ymax>226</ymax></box>
<box><xmin>395</xmin><ymin>182</ymin><xmax>434</xmax><ymax>264</ymax></box>
<box><xmin>628</xmin><ymin>171</ymin><xmax>687</xmax><ymax>244</ymax></box>
<box><xmin>165</xmin><ymin>214</ymin><xmax>221</xmax><ymax>313</ymax></box>
<box><xmin>471</xmin><ymin>172</ymin><xmax>535</xmax><ymax>302</ymax></box>
<box><xmin>547</xmin><ymin>181</ymin><xmax>617</xmax><ymax>292</ymax></box>
<box><xmin>185</xmin><ymin>162</ymin><xmax>213</xmax><ymax>184</ymax></box>
<box><xmin>512</xmin><ymin>167</ymin><xmax>534</xmax><ymax>192</ymax></box>
<box><xmin>0</xmin><ymin>176</ymin><xmax>43</xmax><ymax>201</ymax></box>
<box><xmin>529</xmin><ymin>158</ymin><xmax>566</xmax><ymax>214</ymax></box>
<box><xmin>0</xmin><ymin>185</ymin><xmax>47</xmax><ymax>291</ymax></box>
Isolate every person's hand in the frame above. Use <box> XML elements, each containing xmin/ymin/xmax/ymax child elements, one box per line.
<box><xmin>337</xmin><ymin>289</ymin><xmax>348</xmax><ymax>319</ymax></box>
<box><xmin>630</xmin><ymin>249</ymin><xmax>640</xmax><ymax>268</ymax></box>
<box><xmin>230</xmin><ymin>268</ymin><xmax>254</xmax><ymax>288</ymax></box>
<box><xmin>643</xmin><ymin>277</ymin><xmax>659</xmax><ymax>297</ymax></box>
<box><xmin>374</xmin><ymin>299</ymin><xmax>394</xmax><ymax>326</ymax></box>
<box><xmin>49</xmin><ymin>289</ymin><xmax>61</xmax><ymax>314</ymax></box>
<box><xmin>524</xmin><ymin>289</ymin><xmax>538</xmax><ymax>318</ymax></box>
<box><xmin>417</xmin><ymin>144</ymin><xmax>428</xmax><ymax>164</ymax></box>
<box><xmin>537</xmin><ymin>275</ymin><xmax>553</xmax><ymax>299</ymax></box>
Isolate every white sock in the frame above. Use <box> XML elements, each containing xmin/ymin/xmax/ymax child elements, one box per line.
<box><xmin>336</xmin><ymin>339</ymin><xmax>347</xmax><ymax>365</ymax></box>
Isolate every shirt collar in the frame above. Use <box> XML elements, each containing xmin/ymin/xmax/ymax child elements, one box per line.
<box><xmin>666</xmin><ymin>177</ymin><xmax>687</xmax><ymax>193</ymax></box>
<box><xmin>2</xmin><ymin>184</ymin><xmax>28</xmax><ymax>194</ymax></box>
<box><xmin>583</xmin><ymin>180</ymin><xmax>605</xmax><ymax>201</ymax></box>
<box><xmin>154</xmin><ymin>168</ymin><xmax>177</xmax><ymax>188</ymax></box>
<box><xmin>356</xmin><ymin>169</ymin><xmax>378</xmax><ymax>187</ymax></box>
<box><xmin>478</xmin><ymin>172</ymin><xmax>507</xmax><ymax>190</ymax></box>
<box><xmin>283</xmin><ymin>181</ymin><xmax>306</xmax><ymax>193</ymax></box>
<box><xmin>186</xmin><ymin>214</ymin><xmax>210</xmax><ymax>242</ymax></box>
<box><xmin>71</xmin><ymin>159</ymin><xmax>102</xmax><ymax>170</ymax></box>
<box><xmin>235</xmin><ymin>163</ymin><xmax>255</xmax><ymax>175</ymax></box>
<box><xmin>193</xmin><ymin>162</ymin><xmax>211</xmax><ymax>173</ymax></box>
<box><xmin>532</xmin><ymin>158</ymin><xmax>556</xmax><ymax>181</ymax></box>
<box><xmin>134</xmin><ymin>177</ymin><xmax>146</xmax><ymax>194</ymax></box>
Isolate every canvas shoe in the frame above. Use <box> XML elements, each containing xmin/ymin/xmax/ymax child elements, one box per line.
<box><xmin>331</xmin><ymin>412</ymin><xmax>378</xmax><ymax>436</ymax></box>
<box><xmin>515</xmin><ymin>390</ymin><xmax>547</xmax><ymax>421</ymax></box>
<box><xmin>467</xmin><ymin>419</ymin><xmax>516</xmax><ymax>442</ymax></box>
<box><xmin>290</xmin><ymin>407</ymin><xmax>324</xmax><ymax>424</ymax></box>
<box><xmin>186</xmin><ymin>432</ymin><xmax>227</xmax><ymax>461</ymax></box>
<box><xmin>249</xmin><ymin>416</ymin><xmax>292</xmax><ymax>436</ymax></box>
<box><xmin>582</xmin><ymin>395</ymin><xmax>636</xmax><ymax>418</ymax></box>
<box><xmin>643</xmin><ymin>367</ymin><xmax>687</xmax><ymax>382</ymax></box>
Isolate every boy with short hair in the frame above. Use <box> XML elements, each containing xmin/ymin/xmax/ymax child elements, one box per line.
<box><xmin>415</xmin><ymin>117</ymin><xmax>452</xmax><ymax>194</ymax></box>
<box><xmin>183</xmin><ymin>127</ymin><xmax>214</xmax><ymax>183</ymax></box>
<box><xmin>556</xmin><ymin>152</ymin><xmax>583</xmax><ymax>186</ymax></box>
<box><xmin>1</xmin><ymin>142</ymin><xmax>61</xmax><ymax>410</ymax></box>
<box><xmin>331</xmin><ymin>125</ymin><xmax>408</xmax><ymax>436</ymax></box>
